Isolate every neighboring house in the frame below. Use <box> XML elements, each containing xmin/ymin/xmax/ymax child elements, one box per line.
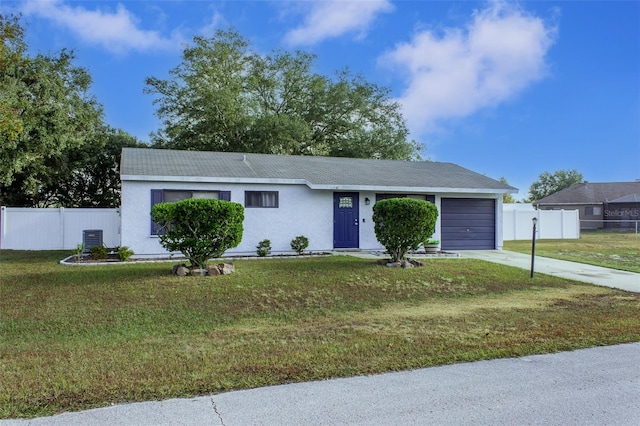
<box><xmin>534</xmin><ymin>182</ymin><xmax>640</xmax><ymax>229</ymax></box>
<box><xmin>120</xmin><ymin>148</ymin><xmax>517</xmax><ymax>256</ymax></box>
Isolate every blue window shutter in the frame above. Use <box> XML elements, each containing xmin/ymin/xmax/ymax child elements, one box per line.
<box><xmin>219</xmin><ymin>191</ymin><xmax>231</xmax><ymax>201</ymax></box>
<box><xmin>150</xmin><ymin>190</ymin><xmax>164</xmax><ymax>235</ymax></box>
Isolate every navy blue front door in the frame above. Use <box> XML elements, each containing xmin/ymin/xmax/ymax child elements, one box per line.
<box><xmin>333</xmin><ymin>192</ymin><xmax>359</xmax><ymax>248</ymax></box>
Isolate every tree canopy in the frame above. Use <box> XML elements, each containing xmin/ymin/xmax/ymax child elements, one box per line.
<box><xmin>527</xmin><ymin>169</ymin><xmax>584</xmax><ymax>202</ymax></box>
<box><xmin>40</xmin><ymin>128</ymin><xmax>146</xmax><ymax>207</ymax></box>
<box><xmin>499</xmin><ymin>177</ymin><xmax>516</xmax><ymax>203</ymax></box>
<box><xmin>0</xmin><ymin>14</ymin><xmax>144</xmax><ymax>207</ymax></box>
<box><xmin>145</xmin><ymin>29</ymin><xmax>421</xmax><ymax>160</ymax></box>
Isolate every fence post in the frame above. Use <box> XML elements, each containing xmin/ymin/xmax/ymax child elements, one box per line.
<box><xmin>60</xmin><ymin>207</ymin><xmax>65</xmax><ymax>250</ymax></box>
<box><xmin>0</xmin><ymin>206</ymin><xmax>5</xmax><ymax>249</ymax></box>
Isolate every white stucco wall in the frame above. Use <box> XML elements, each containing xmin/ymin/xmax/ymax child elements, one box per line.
<box><xmin>121</xmin><ymin>180</ymin><xmax>504</xmax><ymax>256</ymax></box>
<box><xmin>122</xmin><ymin>181</ymin><xmax>342</xmax><ymax>256</ymax></box>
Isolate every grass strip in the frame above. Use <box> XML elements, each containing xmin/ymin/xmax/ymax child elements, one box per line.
<box><xmin>504</xmin><ymin>231</ymin><xmax>640</xmax><ymax>273</ymax></box>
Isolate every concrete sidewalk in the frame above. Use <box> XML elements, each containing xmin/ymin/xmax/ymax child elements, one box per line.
<box><xmin>456</xmin><ymin>250</ymin><xmax>640</xmax><ymax>293</ymax></box>
<box><xmin>3</xmin><ymin>343</ymin><xmax>639</xmax><ymax>425</ymax></box>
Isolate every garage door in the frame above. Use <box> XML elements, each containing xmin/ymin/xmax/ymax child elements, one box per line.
<box><xmin>441</xmin><ymin>198</ymin><xmax>495</xmax><ymax>250</ymax></box>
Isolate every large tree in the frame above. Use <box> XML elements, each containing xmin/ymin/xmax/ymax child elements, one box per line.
<box><xmin>0</xmin><ymin>15</ymin><xmax>26</xmax><ymax>147</ymax></box>
<box><xmin>0</xmin><ymin>14</ymin><xmax>136</xmax><ymax>207</ymax></box>
<box><xmin>43</xmin><ymin>128</ymin><xmax>146</xmax><ymax>207</ymax></box>
<box><xmin>527</xmin><ymin>169</ymin><xmax>584</xmax><ymax>202</ymax></box>
<box><xmin>145</xmin><ymin>29</ymin><xmax>421</xmax><ymax>160</ymax></box>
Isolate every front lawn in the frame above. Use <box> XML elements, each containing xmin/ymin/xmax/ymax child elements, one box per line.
<box><xmin>1</xmin><ymin>250</ymin><xmax>639</xmax><ymax>419</ymax></box>
<box><xmin>503</xmin><ymin>231</ymin><xmax>640</xmax><ymax>273</ymax></box>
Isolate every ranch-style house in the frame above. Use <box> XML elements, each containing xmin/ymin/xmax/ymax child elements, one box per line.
<box><xmin>120</xmin><ymin>148</ymin><xmax>517</xmax><ymax>256</ymax></box>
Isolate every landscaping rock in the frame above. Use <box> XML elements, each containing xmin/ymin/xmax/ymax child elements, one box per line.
<box><xmin>219</xmin><ymin>263</ymin><xmax>235</xmax><ymax>275</ymax></box>
<box><xmin>190</xmin><ymin>268</ymin><xmax>207</xmax><ymax>276</ymax></box>
<box><xmin>401</xmin><ymin>260</ymin><xmax>414</xmax><ymax>268</ymax></box>
<box><xmin>384</xmin><ymin>259</ymin><xmax>424</xmax><ymax>268</ymax></box>
<box><xmin>207</xmin><ymin>265</ymin><xmax>221</xmax><ymax>276</ymax></box>
<box><xmin>175</xmin><ymin>266</ymin><xmax>189</xmax><ymax>276</ymax></box>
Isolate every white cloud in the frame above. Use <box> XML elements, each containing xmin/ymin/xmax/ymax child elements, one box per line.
<box><xmin>284</xmin><ymin>0</ymin><xmax>394</xmax><ymax>46</ymax></box>
<box><xmin>381</xmin><ymin>1</ymin><xmax>556</xmax><ymax>135</ymax></box>
<box><xmin>199</xmin><ymin>11</ymin><xmax>226</xmax><ymax>38</ymax></box>
<box><xmin>21</xmin><ymin>0</ymin><xmax>185</xmax><ymax>54</ymax></box>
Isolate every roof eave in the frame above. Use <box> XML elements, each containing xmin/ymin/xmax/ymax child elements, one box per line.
<box><xmin>122</xmin><ymin>175</ymin><xmax>512</xmax><ymax>194</ymax></box>
<box><xmin>121</xmin><ymin>175</ymin><xmax>308</xmax><ymax>185</ymax></box>
<box><xmin>535</xmin><ymin>201</ymin><xmax>604</xmax><ymax>206</ymax></box>
<box><xmin>307</xmin><ymin>184</ymin><xmax>513</xmax><ymax>194</ymax></box>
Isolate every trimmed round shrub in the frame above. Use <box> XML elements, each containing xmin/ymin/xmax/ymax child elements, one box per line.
<box><xmin>151</xmin><ymin>198</ymin><xmax>244</xmax><ymax>268</ymax></box>
<box><xmin>373</xmin><ymin>198</ymin><xmax>438</xmax><ymax>262</ymax></box>
<box><xmin>290</xmin><ymin>235</ymin><xmax>309</xmax><ymax>255</ymax></box>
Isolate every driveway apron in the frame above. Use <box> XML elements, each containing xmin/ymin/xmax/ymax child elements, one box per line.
<box><xmin>456</xmin><ymin>250</ymin><xmax>640</xmax><ymax>293</ymax></box>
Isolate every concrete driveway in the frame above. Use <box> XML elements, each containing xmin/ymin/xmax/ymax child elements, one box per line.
<box><xmin>2</xmin><ymin>343</ymin><xmax>639</xmax><ymax>425</ymax></box>
<box><xmin>456</xmin><ymin>250</ymin><xmax>640</xmax><ymax>293</ymax></box>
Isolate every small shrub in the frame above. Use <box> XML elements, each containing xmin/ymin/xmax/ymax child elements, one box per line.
<box><xmin>89</xmin><ymin>245</ymin><xmax>108</xmax><ymax>260</ymax></box>
<box><xmin>290</xmin><ymin>235</ymin><xmax>309</xmax><ymax>255</ymax></box>
<box><xmin>256</xmin><ymin>239</ymin><xmax>272</xmax><ymax>257</ymax></box>
<box><xmin>117</xmin><ymin>246</ymin><xmax>135</xmax><ymax>261</ymax></box>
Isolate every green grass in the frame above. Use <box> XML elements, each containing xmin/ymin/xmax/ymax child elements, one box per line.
<box><xmin>1</xmin><ymin>250</ymin><xmax>639</xmax><ymax>419</ymax></box>
<box><xmin>504</xmin><ymin>231</ymin><xmax>640</xmax><ymax>273</ymax></box>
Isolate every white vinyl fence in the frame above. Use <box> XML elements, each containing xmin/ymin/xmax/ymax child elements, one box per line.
<box><xmin>0</xmin><ymin>205</ymin><xmax>580</xmax><ymax>250</ymax></box>
<box><xmin>0</xmin><ymin>207</ymin><xmax>120</xmax><ymax>250</ymax></box>
<box><xmin>503</xmin><ymin>207</ymin><xmax>580</xmax><ymax>241</ymax></box>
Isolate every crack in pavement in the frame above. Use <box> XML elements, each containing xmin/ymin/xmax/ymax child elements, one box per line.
<box><xmin>211</xmin><ymin>397</ymin><xmax>226</xmax><ymax>426</ymax></box>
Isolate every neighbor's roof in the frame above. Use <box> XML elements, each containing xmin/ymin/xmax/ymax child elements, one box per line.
<box><xmin>609</xmin><ymin>194</ymin><xmax>640</xmax><ymax>203</ymax></box>
<box><xmin>535</xmin><ymin>182</ymin><xmax>640</xmax><ymax>205</ymax></box>
<box><xmin>121</xmin><ymin>148</ymin><xmax>516</xmax><ymax>193</ymax></box>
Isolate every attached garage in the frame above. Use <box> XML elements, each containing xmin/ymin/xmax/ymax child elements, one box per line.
<box><xmin>441</xmin><ymin>198</ymin><xmax>496</xmax><ymax>250</ymax></box>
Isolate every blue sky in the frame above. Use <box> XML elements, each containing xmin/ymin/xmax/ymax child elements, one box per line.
<box><xmin>2</xmin><ymin>0</ymin><xmax>639</xmax><ymax>198</ymax></box>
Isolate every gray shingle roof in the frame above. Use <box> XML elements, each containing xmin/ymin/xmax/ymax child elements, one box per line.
<box><xmin>121</xmin><ymin>148</ymin><xmax>515</xmax><ymax>193</ymax></box>
<box><xmin>535</xmin><ymin>182</ymin><xmax>640</xmax><ymax>205</ymax></box>
<box><xmin>609</xmin><ymin>194</ymin><xmax>640</xmax><ymax>203</ymax></box>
